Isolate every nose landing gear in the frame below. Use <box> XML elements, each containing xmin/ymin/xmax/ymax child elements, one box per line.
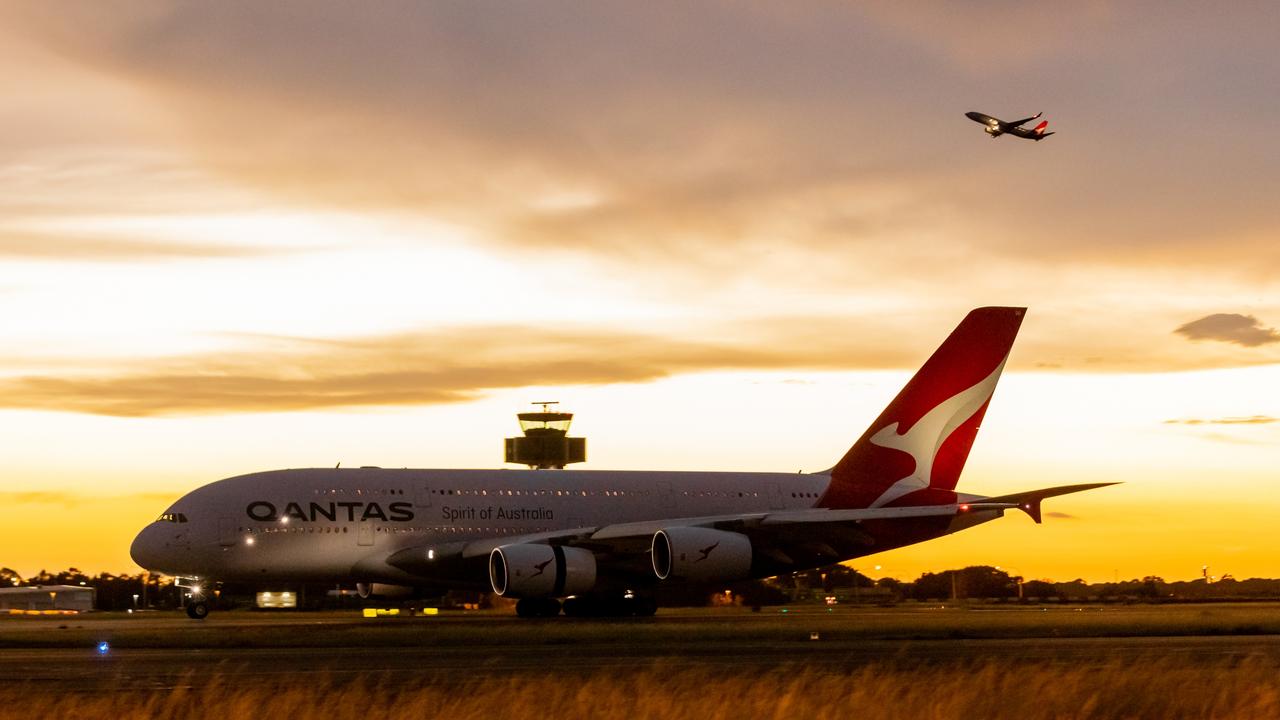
<box><xmin>177</xmin><ymin>576</ymin><xmax>211</xmax><ymax>620</ymax></box>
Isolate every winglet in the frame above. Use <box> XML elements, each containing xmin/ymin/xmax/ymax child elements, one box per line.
<box><xmin>980</xmin><ymin>482</ymin><xmax>1118</xmax><ymax>524</ymax></box>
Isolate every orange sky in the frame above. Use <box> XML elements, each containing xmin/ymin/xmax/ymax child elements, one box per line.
<box><xmin>0</xmin><ymin>3</ymin><xmax>1277</xmax><ymax>582</ymax></box>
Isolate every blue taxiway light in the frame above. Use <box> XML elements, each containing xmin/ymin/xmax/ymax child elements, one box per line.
<box><xmin>97</xmin><ymin>641</ymin><xmax>109</xmax><ymax>655</ymax></box>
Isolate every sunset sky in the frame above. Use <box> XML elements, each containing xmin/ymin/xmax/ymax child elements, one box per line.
<box><xmin>1</xmin><ymin>2</ymin><xmax>1277</xmax><ymax>583</ymax></box>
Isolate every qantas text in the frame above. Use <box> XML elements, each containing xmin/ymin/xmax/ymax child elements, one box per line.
<box><xmin>246</xmin><ymin>500</ymin><xmax>414</xmax><ymax>523</ymax></box>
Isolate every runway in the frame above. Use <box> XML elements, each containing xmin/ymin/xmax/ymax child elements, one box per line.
<box><xmin>2</xmin><ymin>602</ymin><xmax>1280</xmax><ymax>691</ymax></box>
<box><xmin>2</xmin><ymin>614</ymin><xmax>1280</xmax><ymax>686</ymax></box>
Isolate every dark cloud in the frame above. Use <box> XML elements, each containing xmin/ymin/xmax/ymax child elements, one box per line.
<box><xmin>1174</xmin><ymin>314</ymin><xmax>1280</xmax><ymax>347</ymax></box>
<box><xmin>10</xmin><ymin>2</ymin><xmax>1280</xmax><ymax>274</ymax></box>
<box><xmin>1164</xmin><ymin>416</ymin><xmax>1278</xmax><ymax>426</ymax></box>
<box><xmin>1045</xmin><ymin>511</ymin><xmax>1076</xmax><ymax>520</ymax></box>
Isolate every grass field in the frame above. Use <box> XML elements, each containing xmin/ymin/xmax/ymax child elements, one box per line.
<box><xmin>1</xmin><ymin>659</ymin><xmax>1277</xmax><ymax>720</ymax></box>
<box><xmin>4</xmin><ymin>605</ymin><xmax>1278</xmax><ymax>719</ymax></box>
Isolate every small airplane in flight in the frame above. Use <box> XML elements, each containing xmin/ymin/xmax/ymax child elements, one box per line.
<box><xmin>966</xmin><ymin>111</ymin><xmax>1054</xmax><ymax>140</ymax></box>
<box><xmin>132</xmin><ymin>307</ymin><xmax>1111</xmax><ymax>619</ymax></box>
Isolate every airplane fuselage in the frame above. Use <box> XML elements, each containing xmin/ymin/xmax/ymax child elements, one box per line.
<box><xmin>132</xmin><ymin>467</ymin><xmax>994</xmax><ymax>587</ymax></box>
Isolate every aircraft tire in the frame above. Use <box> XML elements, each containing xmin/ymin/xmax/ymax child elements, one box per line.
<box><xmin>539</xmin><ymin>598</ymin><xmax>563</xmax><ymax>617</ymax></box>
<box><xmin>633</xmin><ymin>597</ymin><xmax>658</xmax><ymax>617</ymax></box>
<box><xmin>515</xmin><ymin>598</ymin><xmax>538</xmax><ymax>618</ymax></box>
<box><xmin>562</xmin><ymin>596</ymin><xmax>588</xmax><ymax>617</ymax></box>
<box><xmin>186</xmin><ymin>600</ymin><xmax>210</xmax><ymax>620</ymax></box>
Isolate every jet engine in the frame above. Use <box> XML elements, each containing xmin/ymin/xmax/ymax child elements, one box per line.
<box><xmin>489</xmin><ymin>543</ymin><xmax>597</xmax><ymax>598</ymax></box>
<box><xmin>651</xmin><ymin>527</ymin><xmax>752</xmax><ymax>582</ymax></box>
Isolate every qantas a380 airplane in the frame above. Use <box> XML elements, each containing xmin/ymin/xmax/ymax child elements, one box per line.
<box><xmin>131</xmin><ymin>307</ymin><xmax>1112</xmax><ymax>618</ymax></box>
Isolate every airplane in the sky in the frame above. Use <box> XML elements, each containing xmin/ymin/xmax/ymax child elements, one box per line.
<box><xmin>131</xmin><ymin>307</ymin><xmax>1112</xmax><ymax>619</ymax></box>
<box><xmin>966</xmin><ymin>111</ymin><xmax>1055</xmax><ymax>140</ymax></box>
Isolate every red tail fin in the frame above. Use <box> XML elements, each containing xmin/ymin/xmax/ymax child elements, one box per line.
<box><xmin>818</xmin><ymin>307</ymin><xmax>1026</xmax><ymax>510</ymax></box>
<box><xmin>1033</xmin><ymin>120</ymin><xmax>1049</xmax><ymax>134</ymax></box>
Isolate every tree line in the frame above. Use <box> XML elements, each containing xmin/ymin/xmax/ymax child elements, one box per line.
<box><xmin>6</xmin><ymin>564</ymin><xmax>1280</xmax><ymax>611</ymax></box>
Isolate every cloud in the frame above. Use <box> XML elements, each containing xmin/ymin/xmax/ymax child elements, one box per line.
<box><xmin>1194</xmin><ymin>433</ymin><xmax>1270</xmax><ymax>446</ymax></box>
<box><xmin>0</xmin><ymin>231</ymin><xmax>273</xmax><ymax>261</ymax></box>
<box><xmin>0</xmin><ymin>306</ymin><xmax>1272</xmax><ymax>418</ymax></box>
<box><xmin>1045</xmin><ymin>511</ymin><xmax>1077</xmax><ymax>520</ymax></box>
<box><xmin>1174</xmin><ymin>314</ymin><xmax>1280</xmax><ymax>347</ymax></box>
<box><xmin>0</xmin><ymin>319</ymin><xmax>930</xmax><ymax>417</ymax></box>
<box><xmin>1164</xmin><ymin>416</ymin><xmax>1278</xmax><ymax>426</ymax></box>
<box><xmin>0</xmin><ymin>491</ymin><xmax>175</xmax><ymax>508</ymax></box>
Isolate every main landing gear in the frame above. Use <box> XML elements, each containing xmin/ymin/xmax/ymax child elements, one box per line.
<box><xmin>515</xmin><ymin>597</ymin><xmax>563</xmax><ymax>618</ymax></box>
<box><xmin>516</xmin><ymin>593</ymin><xmax>658</xmax><ymax>618</ymax></box>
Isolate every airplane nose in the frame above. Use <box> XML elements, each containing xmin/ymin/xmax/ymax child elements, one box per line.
<box><xmin>130</xmin><ymin>523</ymin><xmax>163</xmax><ymax>571</ymax></box>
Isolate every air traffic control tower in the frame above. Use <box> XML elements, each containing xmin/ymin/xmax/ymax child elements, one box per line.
<box><xmin>504</xmin><ymin>402</ymin><xmax>586</xmax><ymax>470</ymax></box>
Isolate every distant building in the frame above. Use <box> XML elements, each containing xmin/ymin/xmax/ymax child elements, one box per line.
<box><xmin>0</xmin><ymin>585</ymin><xmax>95</xmax><ymax>612</ymax></box>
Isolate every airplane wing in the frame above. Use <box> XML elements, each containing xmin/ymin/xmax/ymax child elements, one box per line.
<box><xmin>976</xmin><ymin>482</ymin><xmax>1116</xmax><ymax>523</ymax></box>
<box><xmin>386</xmin><ymin>483</ymin><xmax>1113</xmax><ymax>577</ymax></box>
<box><xmin>1007</xmin><ymin>112</ymin><xmax>1043</xmax><ymax>128</ymax></box>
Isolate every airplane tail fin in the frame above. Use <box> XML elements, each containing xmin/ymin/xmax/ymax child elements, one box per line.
<box><xmin>1033</xmin><ymin>120</ymin><xmax>1049</xmax><ymax>134</ymax></box>
<box><xmin>818</xmin><ymin>307</ymin><xmax>1026</xmax><ymax>510</ymax></box>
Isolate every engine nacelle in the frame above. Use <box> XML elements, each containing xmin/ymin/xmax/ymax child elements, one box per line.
<box><xmin>355</xmin><ymin>583</ymin><xmax>414</xmax><ymax>599</ymax></box>
<box><xmin>651</xmin><ymin>527</ymin><xmax>752</xmax><ymax>582</ymax></box>
<box><xmin>489</xmin><ymin>544</ymin><xmax>597</xmax><ymax>598</ymax></box>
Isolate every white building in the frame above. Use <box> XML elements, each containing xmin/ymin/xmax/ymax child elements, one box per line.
<box><xmin>0</xmin><ymin>585</ymin><xmax>96</xmax><ymax>612</ymax></box>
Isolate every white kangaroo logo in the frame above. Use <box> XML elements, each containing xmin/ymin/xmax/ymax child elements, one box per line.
<box><xmin>867</xmin><ymin>355</ymin><xmax>1009</xmax><ymax>508</ymax></box>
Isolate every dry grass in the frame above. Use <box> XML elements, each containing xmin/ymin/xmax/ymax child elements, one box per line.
<box><xmin>3</xmin><ymin>658</ymin><xmax>1278</xmax><ymax>720</ymax></box>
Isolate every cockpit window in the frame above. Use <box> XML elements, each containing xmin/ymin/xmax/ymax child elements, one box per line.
<box><xmin>157</xmin><ymin>512</ymin><xmax>189</xmax><ymax>523</ymax></box>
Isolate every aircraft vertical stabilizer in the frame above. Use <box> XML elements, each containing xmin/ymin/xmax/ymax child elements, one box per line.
<box><xmin>818</xmin><ymin>307</ymin><xmax>1025</xmax><ymax>510</ymax></box>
